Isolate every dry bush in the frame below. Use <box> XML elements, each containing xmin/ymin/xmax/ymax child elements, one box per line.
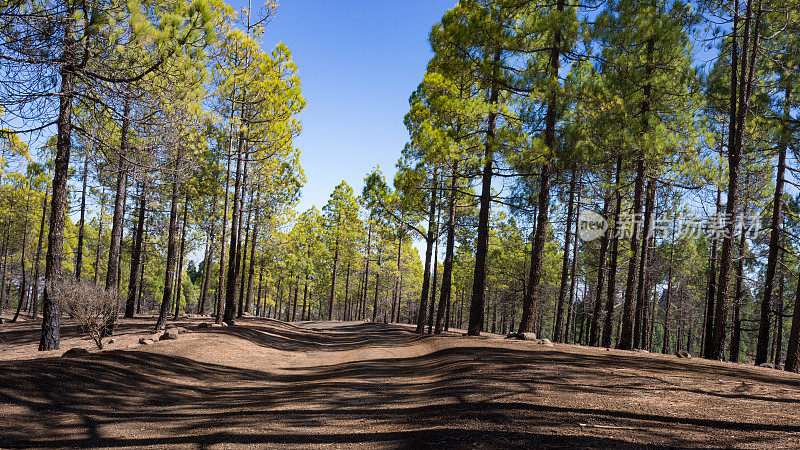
<box><xmin>57</xmin><ymin>279</ymin><xmax>117</xmax><ymax>349</ymax></box>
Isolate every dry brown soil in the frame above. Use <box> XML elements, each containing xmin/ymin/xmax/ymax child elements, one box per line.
<box><xmin>1</xmin><ymin>312</ymin><xmax>799</xmax><ymax>448</ymax></box>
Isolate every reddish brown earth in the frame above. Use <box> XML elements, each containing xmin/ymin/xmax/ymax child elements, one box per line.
<box><xmin>1</xmin><ymin>312</ymin><xmax>799</xmax><ymax>448</ymax></box>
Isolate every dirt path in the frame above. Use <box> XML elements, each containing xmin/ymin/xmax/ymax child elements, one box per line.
<box><xmin>1</xmin><ymin>316</ymin><xmax>799</xmax><ymax>448</ymax></box>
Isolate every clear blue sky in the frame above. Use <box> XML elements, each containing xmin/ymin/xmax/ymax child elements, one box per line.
<box><xmin>249</xmin><ymin>0</ymin><xmax>456</xmax><ymax>213</ymax></box>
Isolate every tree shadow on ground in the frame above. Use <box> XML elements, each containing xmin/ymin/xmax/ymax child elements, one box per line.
<box><xmin>1</xmin><ymin>321</ymin><xmax>799</xmax><ymax>448</ymax></box>
<box><xmin>194</xmin><ymin>321</ymin><xmax>428</xmax><ymax>352</ymax></box>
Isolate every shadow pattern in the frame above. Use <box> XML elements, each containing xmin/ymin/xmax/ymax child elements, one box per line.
<box><xmin>1</xmin><ymin>320</ymin><xmax>799</xmax><ymax>448</ymax></box>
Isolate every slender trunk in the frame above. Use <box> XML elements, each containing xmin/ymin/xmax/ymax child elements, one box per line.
<box><xmin>291</xmin><ymin>277</ymin><xmax>299</xmax><ymax>321</ymax></box>
<box><xmin>602</xmin><ymin>158</ymin><xmax>623</xmax><ymax>348</ymax></box>
<box><xmin>712</xmin><ymin>0</ymin><xmax>759</xmax><ymax>360</ymax></box>
<box><xmin>416</xmin><ymin>168</ymin><xmax>438</xmax><ymax>333</ymax></box>
<box><xmin>633</xmin><ymin>179</ymin><xmax>655</xmax><ymax>348</ymax></box>
<box><xmin>730</xmin><ymin>229</ymin><xmax>747</xmax><ymax>362</ymax></box>
<box><xmin>198</xmin><ymin>236</ymin><xmax>211</xmax><ymax>315</ymax></box>
<box><xmin>173</xmin><ymin>193</ymin><xmax>189</xmax><ymax>320</ymax></box>
<box><xmin>11</xmin><ymin>189</ymin><xmax>31</xmax><ymax>323</ymax></box>
<box><xmin>518</xmin><ymin>0</ymin><xmax>563</xmax><ymax>333</ymax></box>
<box><xmin>589</xmin><ymin>188</ymin><xmax>611</xmax><ymax>346</ymax></box>
<box><xmin>662</xmin><ymin>219</ymin><xmax>676</xmax><ymax>353</ymax></box>
<box><xmin>0</xmin><ymin>242</ymin><xmax>9</xmax><ymax>312</ymax></box>
<box><xmin>427</xmin><ymin>223</ymin><xmax>440</xmax><ymax>334</ymax></box>
<box><xmin>223</xmin><ymin>134</ymin><xmax>246</xmax><ymax>324</ymax></box>
<box><xmin>256</xmin><ymin>263</ymin><xmax>264</xmax><ymax>317</ymax></box>
<box><xmin>564</xmin><ymin>192</ymin><xmax>581</xmax><ymax>344</ymax></box>
<box><xmin>468</xmin><ymin>48</ymin><xmax>501</xmax><ymax>336</ymax></box>
<box><xmin>361</xmin><ymin>220</ymin><xmax>373</xmax><ymax>321</ymax></box>
<box><xmin>237</xmin><ymin>186</ymin><xmax>252</xmax><ymax>318</ymax></box>
<box><xmin>784</xmin><ymin>266</ymin><xmax>800</xmax><ymax>372</ymax></box>
<box><xmin>756</xmin><ymin>83</ymin><xmax>790</xmax><ymax>364</ymax></box>
<box><xmin>137</xmin><ymin>239</ymin><xmax>146</xmax><ymax>314</ymax></box>
<box><xmin>75</xmin><ymin>151</ymin><xmax>89</xmax><ymax>280</ymax></box>
<box><xmin>125</xmin><ymin>184</ymin><xmax>147</xmax><ymax>318</ymax></box>
<box><xmin>106</xmin><ymin>98</ymin><xmax>130</xmax><ymax>294</ymax></box>
<box><xmin>372</xmin><ymin>252</ymin><xmax>382</xmax><ymax>322</ymax></box>
<box><xmin>554</xmin><ymin>170</ymin><xmax>577</xmax><ymax>342</ymax></box>
<box><xmin>435</xmin><ymin>161</ymin><xmax>458</xmax><ymax>334</ymax></box>
<box><xmin>215</xmin><ymin>151</ymin><xmax>232</xmax><ymax>324</ymax></box>
<box><xmin>94</xmin><ymin>191</ymin><xmax>105</xmax><ymax>285</ymax></box>
<box><xmin>328</xmin><ymin>235</ymin><xmax>339</xmax><ymax>320</ymax></box>
<box><xmin>39</xmin><ymin>10</ymin><xmax>77</xmax><ymax>350</ymax></box>
<box><xmin>301</xmin><ymin>268</ymin><xmax>309</xmax><ymax>321</ymax></box>
<box><xmin>244</xmin><ymin>189</ymin><xmax>261</xmax><ymax>317</ymax></box>
<box><xmin>30</xmin><ymin>185</ymin><xmax>48</xmax><ymax>319</ymax></box>
<box><xmin>199</xmin><ymin>190</ymin><xmax>218</xmax><ymax>315</ymax></box>
<box><xmin>703</xmin><ymin>185</ymin><xmax>722</xmax><ymax>357</ymax></box>
<box><xmin>155</xmin><ymin>163</ymin><xmax>181</xmax><ymax>330</ymax></box>
<box><xmin>344</xmin><ymin>259</ymin><xmax>352</xmax><ymax>320</ymax></box>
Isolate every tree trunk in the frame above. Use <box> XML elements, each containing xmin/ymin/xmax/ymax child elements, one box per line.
<box><xmin>467</xmin><ymin>49</ymin><xmax>501</xmax><ymax>336</ymax></box>
<box><xmin>94</xmin><ymin>190</ymin><xmax>105</xmax><ymax>285</ymax></box>
<box><xmin>301</xmin><ymin>268</ymin><xmax>309</xmax><ymax>321</ymax></box>
<box><xmin>427</xmin><ymin>224</ymin><xmax>440</xmax><ymax>334</ymax></box>
<box><xmin>197</xmin><ymin>236</ymin><xmax>211</xmax><ymax>315</ymax></box>
<box><xmin>435</xmin><ymin>161</ymin><xmax>458</xmax><ymax>334</ymax></box>
<box><xmin>223</xmin><ymin>133</ymin><xmax>246</xmax><ymax>324</ymax></box>
<box><xmin>11</xmin><ymin>189</ymin><xmax>31</xmax><ymax>323</ymax></box>
<box><xmin>662</xmin><ymin>218</ymin><xmax>676</xmax><ymax>353</ymax></box>
<box><xmin>214</xmin><ymin>150</ymin><xmax>232</xmax><ymax>324</ymax></box>
<box><xmin>589</xmin><ymin>188</ymin><xmax>611</xmax><ymax>346</ymax></box>
<box><xmin>554</xmin><ymin>169</ymin><xmax>577</xmax><ymax>342</ymax></box>
<box><xmin>564</xmin><ymin>193</ymin><xmax>581</xmax><ymax>344</ymax></box>
<box><xmin>730</xmin><ymin>219</ymin><xmax>749</xmax><ymax>362</ymax></box>
<box><xmin>756</xmin><ymin>83</ymin><xmax>790</xmax><ymax>364</ymax></box>
<box><xmin>155</xmin><ymin>165</ymin><xmax>181</xmax><ymax>330</ymax></box>
<box><xmin>291</xmin><ymin>278</ymin><xmax>299</xmax><ymax>321</ymax></box>
<box><xmin>75</xmin><ymin>151</ymin><xmax>89</xmax><ymax>280</ymax></box>
<box><xmin>137</xmin><ymin>240</ymin><xmax>146</xmax><ymax>314</ymax></box>
<box><xmin>237</xmin><ymin>186</ymin><xmax>252</xmax><ymax>318</ymax></box>
<box><xmin>518</xmin><ymin>0</ymin><xmax>563</xmax><ymax>333</ymax></box>
<box><xmin>712</xmin><ymin>0</ymin><xmax>759</xmax><ymax>360</ymax></box>
<box><xmin>372</xmin><ymin>252</ymin><xmax>382</xmax><ymax>322</ymax></box>
<box><xmin>784</xmin><ymin>267</ymin><xmax>800</xmax><ymax>372</ymax></box>
<box><xmin>39</xmin><ymin>11</ymin><xmax>77</xmax><ymax>350</ymax></box>
<box><xmin>634</xmin><ymin>179</ymin><xmax>655</xmax><ymax>348</ymax></box>
<box><xmin>106</xmin><ymin>98</ymin><xmax>130</xmax><ymax>294</ymax></box>
<box><xmin>244</xmin><ymin>188</ymin><xmax>261</xmax><ymax>317</ymax></box>
<box><xmin>416</xmin><ymin>168</ymin><xmax>438</xmax><ymax>333</ymax></box>
<box><xmin>602</xmin><ymin>158</ymin><xmax>623</xmax><ymax>348</ymax></box>
<box><xmin>619</xmin><ymin>156</ymin><xmax>645</xmax><ymax>351</ymax></box>
<box><xmin>361</xmin><ymin>220</ymin><xmax>373</xmax><ymax>321</ymax></box>
<box><xmin>344</xmin><ymin>259</ymin><xmax>352</xmax><ymax>321</ymax></box>
<box><xmin>30</xmin><ymin>185</ymin><xmax>49</xmax><ymax>319</ymax></box>
<box><xmin>125</xmin><ymin>184</ymin><xmax>147</xmax><ymax>318</ymax></box>
<box><xmin>173</xmin><ymin>193</ymin><xmax>189</xmax><ymax>320</ymax></box>
<box><xmin>328</xmin><ymin>236</ymin><xmax>339</xmax><ymax>321</ymax></box>
<box><xmin>703</xmin><ymin>185</ymin><xmax>722</xmax><ymax>357</ymax></box>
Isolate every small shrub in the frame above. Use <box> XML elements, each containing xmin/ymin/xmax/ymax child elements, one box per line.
<box><xmin>57</xmin><ymin>279</ymin><xmax>117</xmax><ymax>349</ymax></box>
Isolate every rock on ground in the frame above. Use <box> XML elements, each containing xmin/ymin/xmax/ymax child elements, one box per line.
<box><xmin>61</xmin><ymin>348</ymin><xmax>89</xmax><ymax>358</ymax></box>
<box><xmin>517</xmin><ymin>332</ymin><xmax>537</xmax><ymax>340</ymax></box>
<box><xmin>160</xmin><ymin>329</ymin><xmax>179</xmax><ymax>340</ymax></box>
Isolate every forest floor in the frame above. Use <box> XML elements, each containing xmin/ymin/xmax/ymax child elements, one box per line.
<box><xmin>1</xmin><ymin>311</ymin><xmax>800</xmax><ymax>448</ymax></box>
